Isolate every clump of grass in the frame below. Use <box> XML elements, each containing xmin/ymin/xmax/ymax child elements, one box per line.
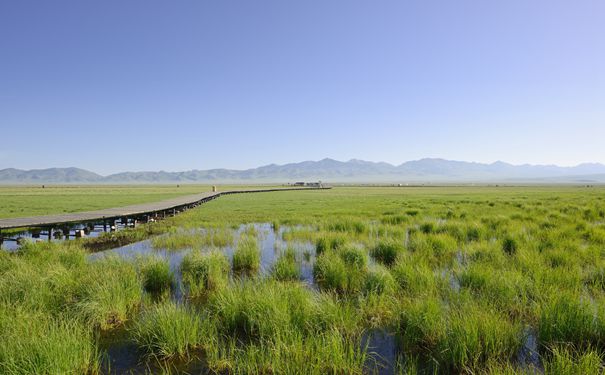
<box><xmin>399</xmin><ymin>296</ymin><xmax>522</xmax><ymax>371</ymax></box>
<box><xmin>438</xmin><ymin>304</ymin><xmax>522</xmax><ymax>370</ymax></box>
<box><xmin>459</xmin><ymin>264</ymin><xmax>531</xmax><ymax>316</ymax></box>
<box><xmin>0</xmin><ymin>246</ymin><xmax>142</xmax><ymax>330</ymax></box>
<box><xmin>205</xmin><ymin>328</ymin><xmax>368</xmax><ymax>374</ymax></box>
<box><xmin>139</xmin><ymin>256</ymin><xmax>173</xmax><ymax>294</ymax></box>
<box><xmin>392</xmin><ymin>259</ymin><xmax>438</xmax><ymax>297</ymax></box>
<box><xmin>313</xmin><ymin>251</ymin><xmax>348</xmax><ymax>293</ymax></box>
<box><xmin>371</xmin><ymin>240</ymin><xmax>404</xmax><ymax>266</ymax></box>
<box><xmin>465</xmin><ymin>225</ymin><xmax>484</xmax><ymax>242</ymax></box>
<box><xmin>181</xmin><ymin>250</ymin><xmax>230</xmax><ymax>297</ymax></box>
<box><xmin>399</xmin><ymin>296</ymin><xmax>447</xmax><ymax>351</ymax></box>
<box><xmin>232</xmin><ymin>235</ymin><xmax>260</xmax><ymax>275</ymax></box>
<box><xmin>0</xmin><ymin>307</ymin><xmax>99</xmax><ymax>375</ymax></box>
<box><xmin>419</xmin><ymin>222</ymin><xmax>436</xmax><ymax>234</ymax></box>
<box><xmin>364</xmin><ymin>264</ymin><xmax>395</xmax><ymax>295</ymax></box>
<box><xmin>271</xmin><ymin>220</ymin><xmax>280</xmax><ymax>232</ymax></box>
<box><xmin>502</xmin><ymin>236</ymin><xmax>518</xmax><ymax>256</ymax></box>
<box><xmin>325</xmin><ymin>218</ymin><xmax>367</xmax><ymax>234</ymax></box>
<box><xmin>538</xmin><ymin>291</ymin><xmax>602</xmax><ymax>349</ymax></box>
<box><xmin>315</xmin><ymin>234</ymin><xmax>346</xmax><ymax>255</ymax></box>
<box><xmin>209</xmin><ymin>280</ymin><xmax>315</xmax><ymax>341</ymax></box>
<box><xmin>381</xmin><ymin>214</ymin><xmax>409</xmax><ymax>225</ymax></box>
<box><xmin>313</xmin><ymin>247</ymin><xmax>368</xmax><ymax>294</ymax></box>
<box><xmin>340</xmin><ymin>246</ymin><xmax>368</xmax><ymax>269</ymax></box>
<box><xmin>131</xmin><ymin>301</ymin><xmax>204</xmax><ymax>358</ymax></box>
<box><xmin>76</xmin><ymin>255</ymin><xmax>143</xmax><ymax>329</ymax></box>
<box><xmin>271</xmin><ymin>248</ymin><xmax>301</xmax><ymax>281</ymax></box>
<box><xmin>152</xmin><ymin>228</ymin><xmax>234</xmax><ymax>250</ymax></box>
<box><xmin>543</xmin><ymin>345</ymin><xmax>604</xmax><ymax>375</ymax></box>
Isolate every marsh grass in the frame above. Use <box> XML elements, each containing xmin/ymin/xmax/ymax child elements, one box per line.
<box><xmin>131</xmin><ymin>301</ymin><xmax>205</xmax><ymax>358</ymax></box>
<box><xmin>271</xmin><ymin>247</ymin><xmax>301</xmax><ymax>281</ymax></box>
<box><xmin>538</xmin><ymin>291</ymin><xmax>603</xmax><ymax>350</ymax></box>
<box><xmin>139</xmin><ymin>256</ymin><xmax>173</xmax><ymax>294</ymax></box>
<box><xmin>151</xmin><ymin>227</ymin><xmax>234</xmax><ymax>250</ymax></box>
<box><xmin>0</xmin><ymin>307</ymin><xmax>99</xmax><ymax>375</ymax></box>
<box><xmin>5</xmin><ymin>186</ymin><xmax>605</xmax><ymax>372</ymax></box>
<box><xmin>543</xmin><ymin>345</ymin><xmax>604</xmax><ymax>375</ymax></box>
<box><xmin>181</xmin><ymin>250</ymin><xmax>230</xmax><ymax>297</ymax></box>
<box><xmin>313</xmin><ymin>246</ymin><xmax>369</xmax><ymax>295</ymax></box>
<box><xmin>398</xmin><ymin>295</ymin><xmax>523</xmax><ymax>371</ymax></box>
<box><xmin>315</xmin><ymin>234</ymin><xmax>347</xmax><ymax>255</ymax></box>
<box><xmin>371</xmin><ymin>240</ymin><xmax>405</xmax><ymax>266</ymax></box>
<box><xmin>364</xmin><ymin>264</ymin><xmax>395</xmax><ymax>295</ymax></box>
<box><xmin>0</xmin><ymin>245</ymin><xmax>143</xmax><ymax>330</ymax></box>
<box><xmin>232</xmin><ymin>235</ymin><xmax>261</xmax><ymax>275</ymax></box>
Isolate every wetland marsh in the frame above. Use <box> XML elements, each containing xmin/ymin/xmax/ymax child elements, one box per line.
<box><xmin>1</xmin><ymin>186</ymin><xmax>605</xmax><ymax>374</ymax></box>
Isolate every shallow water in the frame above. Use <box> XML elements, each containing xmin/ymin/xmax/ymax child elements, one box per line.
<box><xmin>363</xmin><ymin>329</ymin><xmax>398</xmax><ymax>375</ymax></box>
<box><xmin>1</xmin><ymin>222</ymin><xmax>128</xmax><ymax>251</ymax></box>
<box><xmin>89</xmin><ymin>223</ymin><xmax>316</xmax><ymax>302</ymax></box>
<box><xmin>99</xmin><ymin>325</ymin><xmax>209</xmax><ymax>375</ymax></box>
<box><xmin>516</xmin><ymin>328</ymin><xmax>543</xmax><ymax>372</ymax></box>
<box><xmin>90</xmin><ymin>223</ymin><xmax>316</xmax><ymax>374</ymax></box>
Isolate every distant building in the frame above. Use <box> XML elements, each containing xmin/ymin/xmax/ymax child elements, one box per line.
<box><xmin>294</xmin><ymin>182</ymin><xmax>305</xmax><ymax>186</ymax></box>
<box><xmin>305</xmin><ymin>181</ymin><xmax>322</xmax><ymax>188</ymax></box>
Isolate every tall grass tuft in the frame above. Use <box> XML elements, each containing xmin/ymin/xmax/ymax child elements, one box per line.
<box><xmin>0</xmin><ymin>307</ymin><xmax>99</xmax><ymax>375</ymax></box>
<box><xmin>139</xmin><ymin>256</ymin><xmax>173</xmax><ymax>294</ymax></box>
<box><xmin>271</xmin><ymin>248</ymin><xmax>301</xmax><ymax>281</ymax></box>
<box><xmin>313</xmin><ymin>251</ymin><xmax>348</xmax><ymax>293</ymax></box>
<box><xmin>398</xmin><ymin>296</ymin><xmax>522</xmax><ymax>371</ymax></box>
<box><xmin>502</xmin><ymin>236</ymin><xmax>518</xmax><ymax>256</ymax></box>
<box><xmin>131</xmin><ymin>301</ymin><xmax>205</xmax><ymax>358</ymax></box>
<box><xmin>371</xmin><ymin>240</ymin><xmax>404</xmax><ymax>266</ymax></box>
<box><xmin>543</xmin><ymin>345</ymin><xmax>604</xmax><ymax>375</ymax></box>
<box><xmin>181</xmin><ymin>250</ymin><xmax>230</xmax><ymax>297</ymax></box>
<box><xmin>538</xmin><ymin>291</ymin><xmax>602</xmax><ymax>349</ymax></box>
<box><xmin>315</xmin><ymin>234</ymin><xmax>346</xmax><ymax>255</ymax></box>
<box><xmin>232</xmin><ymin>235</ymin><xmax>261</xmax><ymax>275</ymax></box>
<box><xmin>364</xmin><ymin>264</ymin><xmax>395</xmax><ymax>295</ymax></box>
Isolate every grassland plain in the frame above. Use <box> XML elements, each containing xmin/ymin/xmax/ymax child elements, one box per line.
<box><xmin>1</xmin><ymin>186</ymin><xmax>605</xmax><ymax>374</ymax></box>
<box><xmin>0</xmin><ymin>184</ymin><xmax>269</xmax><ymax>219</ymax></box>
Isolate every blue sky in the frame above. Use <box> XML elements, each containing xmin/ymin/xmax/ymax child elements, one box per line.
<box><xmin>1</xmin><ymin>1</ymin><xmax>603</xmax><ymax>174</ymax></box>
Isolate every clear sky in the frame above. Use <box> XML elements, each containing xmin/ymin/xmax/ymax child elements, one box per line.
<box><xmin>1</xmin><ymin>1</ymin><xmax>604</xmax><ymax>175</ymax></box>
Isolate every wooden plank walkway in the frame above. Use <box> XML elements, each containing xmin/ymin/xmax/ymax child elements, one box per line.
<box><xmin>0</xmin><ymin>187</ymin><xmax>328</xmax><ymax>230</ymax></box>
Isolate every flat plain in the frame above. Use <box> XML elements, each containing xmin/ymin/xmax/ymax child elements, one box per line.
<box><xmin>1</xmin><ymin>186</ymin><xmax>605</xmax><ymax>374</ymax></box>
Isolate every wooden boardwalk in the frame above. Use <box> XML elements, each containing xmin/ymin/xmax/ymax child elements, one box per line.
<box><xmin>0</xmin><ymin>187</ymin><xmax>328</xmax><ymax>231</ymax></box>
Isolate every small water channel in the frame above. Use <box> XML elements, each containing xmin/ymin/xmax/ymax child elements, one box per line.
<box><xmin>0</xmin><ymin>222</ymin><xmax>130</xmax><ymax>252</ymax></box>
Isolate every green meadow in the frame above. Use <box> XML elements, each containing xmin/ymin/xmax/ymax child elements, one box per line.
<box><xmin>1</xmin><ymin>186</ymin><xmax>605</xmax><ymax>374</ymax></box>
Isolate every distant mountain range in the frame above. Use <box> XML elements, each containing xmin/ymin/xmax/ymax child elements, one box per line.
<box><xmin>2</xmin><ymin>158</ymin><xmax>605</xmax><ymax>184</ymax></box>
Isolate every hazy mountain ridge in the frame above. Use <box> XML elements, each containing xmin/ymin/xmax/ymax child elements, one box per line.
<box><xmin>2</xmin><ymin>158</ymin><xmax>605</xmax><ymax>183</ymax></box>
